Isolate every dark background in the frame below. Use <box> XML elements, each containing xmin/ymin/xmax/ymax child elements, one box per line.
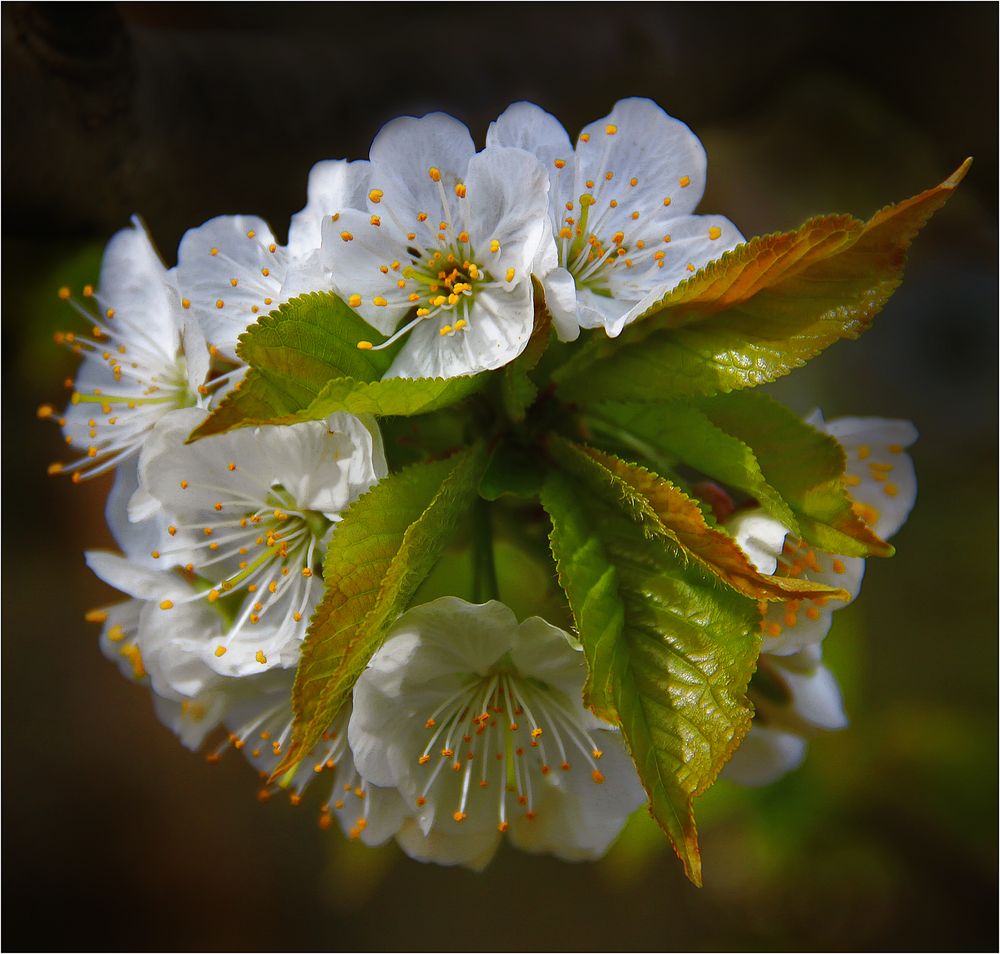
<box><xmin>3</xmin><ymin>4</ymin><xmax>997</xmax><ymax>951</ymax></box>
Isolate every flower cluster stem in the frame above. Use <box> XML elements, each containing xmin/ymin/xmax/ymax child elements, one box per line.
<box><xmin>471</xmin><ymin>497</ymin><xmax>500</xmax><ymax>603</ymax></box>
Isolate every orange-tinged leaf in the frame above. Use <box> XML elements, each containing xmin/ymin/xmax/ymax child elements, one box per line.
<box><xmin>554</xmin><ymin>161</ymin><xmax>970</xmax><ymax>402</ymax></box>
<box><xmin>558</xmin><ymin>438</ymin><xmax>848</xmax><ymax>603</ymax></box>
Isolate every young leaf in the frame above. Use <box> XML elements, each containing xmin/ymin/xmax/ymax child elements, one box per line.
<box><xmin>584</xmin><ymin>401</ymin><xmax>797</xmax><ymax>530</ymax></box>
<box><xmin>542</xmin><ymin>472</ymin><xmax>762</xmax><ymax>886</ymax></box>
<box><xmin>554</xmin><ymin>437</ymin><xmax>846</xmax><ymax>603</ymax></box>
<box><xmin>554</xmin><ymin>161</ymin><xmax>970</xmax><ymax>403</ymax></box>
<box><xmin>696</xmin><ymin>392</ymin><xmax>891</xmax><ymax>557</ymax></box>
<box><xmin>271</xmin><ymin>444</ymin><xmax>487</xmax><ymax>780</ymax></box>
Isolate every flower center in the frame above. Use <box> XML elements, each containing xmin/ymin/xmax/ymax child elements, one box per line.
<box><xmin>353</xmin><ymin>169</ymin><xmax>513</xmax><ymax>353</ymax></box>
<box><xmin>156</xmin><ymin>481</ymin><xmax>330</xmax><ymax>655</ymax></box>
<box><xmin>414</xmin><ymin>667</ymin><xmax>606</xmax><ymax>831</ymax></box>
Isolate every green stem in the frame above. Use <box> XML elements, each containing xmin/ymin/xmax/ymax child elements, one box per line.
<box><xmin>471</xmin><ymin>496</ymin><xmax>500</xmax><ymax>603</ymax></box>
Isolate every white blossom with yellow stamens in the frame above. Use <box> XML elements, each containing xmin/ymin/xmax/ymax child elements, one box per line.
<box><xmin>487</xmin><ymin>97</ymin><xmax>743</xmax><ymax>340</ymax></box>
<box><xmin>214</xmin><ymin>674</ymin><xmax>408</xmax><ymax>845</ymax></box>
<box><xmin>321</xmin><ymin>113</ymin><xmax>551</xmax><ymax>379</ymax></box>
<box><xmin>728</xmin><ymin>413</ymin><xmax>917</xmax><ymax>658</ymax></box>
<box><xmin>722</xmin><ymin>413</ymin><xmax>916</xmax><ymax>785</ymax></box>
<box><xmin>173</xmin><ymin>160</ymin><xmax>369</xmax><ymax>361</ymax></box>
<box><xmin>130</xmin><ymin>406</ymin><xmax>386</xmax><ymax>679</ymax></box>
<box><xmin>50</xmin><ymin>217</ymin><xmax>213</xmax><ymax>482</ymax></box>
<box><xmin>349</xmin><ymin>598</ymin><xmax>645</xmax><ymax>869</ymax></box>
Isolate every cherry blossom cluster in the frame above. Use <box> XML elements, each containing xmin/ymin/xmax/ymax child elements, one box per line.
<box><xmin>44</xmin><ymin>98</ymin><xmax>918</xmax><ymax>868</ymax></box>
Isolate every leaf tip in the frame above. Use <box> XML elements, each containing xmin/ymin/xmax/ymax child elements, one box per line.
<box><xmin>945</xmin><ymin>157</ymin><xmax>973</xmax><ymax>189</ymax></box>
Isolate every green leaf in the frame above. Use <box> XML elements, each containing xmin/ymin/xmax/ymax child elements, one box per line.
<box><xmin>554</xmin><ymin>437</ymin><xmax>847</xmax><ymax>603</ymax></box>
<box><xmin>554</xmin><ymin>161</ymin><xmax>969</xmax><ymax>403</ymax></box>
<box><xmin>188</xmin><ymin>291</ymin><xmax>485</xmax><ymax>438</ymax></box>
<box><xmin>283</xmin><ymin>373</ymin><xmax>484</xmax><ymax>421</ymax></box>
<box><xmin>542</xmin><ymin>472</ymin><xmax>761</xmax><ymax>886</ymax></box>
<box><xmin>697</xmin><ymin>392</ymin><xmax>891</xmax><ymax>557</ymax></box>
<box><xmin>584</xmin><ymin>401</ymin><xmax>797</xmax><ymax>531</ymax></box>
<box><xmin>271</xmin><ymin>444</ymin><xmax>487</xmax><ymax>780</ymax></box>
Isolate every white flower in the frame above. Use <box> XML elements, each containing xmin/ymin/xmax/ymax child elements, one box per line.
<box><xmin>729</xmin><ymin>414</ymin><xmax>918</xmax><ymax>657</ymax></box>
<box><xmin>48</xmin><ymin>217</ymin><xmax>211</xmax><ymax>481</ymax></box>
<box><xmin>487</xmin><ymin>97</ymin><xmax>743</xmax><ymax>340</ymax></box>
<box><xmin>349</xmin><ymin>597</ymin><xmax>645</xmax><ymax>869</ymax></box>
<box><xmin>173</xmin><ymin>160</ymin><xmax>369</xmax><ymax>361</ymax></box>
<box><xmin>322</xmin><ymin>114</ymin><xmax>551</xmax><ymax>378</ymax></box>
<box><xmin>130</xmin><ymin>406</ymin><xmax>386</xmax><ymax>679</ymax></box>
<box><xmin>723</xmin><ymin>644</ymin><xmax>848</xmax><ymax>787</ymax></box>
<box><xmin>214</xmin><ymin>675</ymin><xmax>408</xmax><ymax>845</ymax></box>
<box><xmin>723</xmin><ymin>413</ymin><xmax>917</xmax><ymax>785</ymax></box>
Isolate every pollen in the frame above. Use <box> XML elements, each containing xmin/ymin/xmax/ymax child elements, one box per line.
<box><xmin>159</xmin><ymin>600</ymin><xmax>174</xmax><ymax>610</ymax></box>
<box><xmin>340</xmin><ymin>231</ymin><xmax>354</xmax><ymax>242</ymax></box>
<box><xmin>370</xmin><ymin>215</ymin><xmax>381</xmax><ymax>227</ymax></box>
<box><xmin>181</xmin><ymin>298</ymin><xmax>191</xmax><ymax>309</ymax></box>
<box><xmin>454</xmin><ymin>183</ymin><xmax>467</xmax><ymax>198</ymax></box>
<box><xmin>489</xmin><ymin>240</ymin><xmax>501</xmax><ymax>253</ymax></box>
<box><xmin>255</xmin><ymin>651</ymin><xmax>267</xmax><ymax>665</ymax></box>
<box><xmin>210</xmin><ymin>247</ymin><xmax>219</xmax><ymax>256</ymax></box>
<box><xmin>505</xmin><ymin>267</ymin><xmax>515</xmax><ymax>282</ymax></box>
<box><xmin>554</xmin><ymin>159</ymin><xmax>566</xmax><ymax>169</ymax></box>
<box><xmin>592</xmin><ymin>770</ymin><xmax>605</xmax><ymax>784</ymax></box>
<box><xmin>580</xmin><ymin>132</ymin><xmax>591</xmax><ymax>142</ymax></box>
<box><xmin>348</xmin><ymin>294</ymin><xmax>362</xmax><ymax>308</ymax></box>
<box><xmin>84</xmin><ymin>609</ymin><xmax>108</xmax><ymax>623</ymax></box>
<box><xmin>679</xmin><ymin>176</ymin><xmax>691</xmax><ymax>187</ymax></box>
<box><xmin>215</xmin><ymin>299</ymin><xmax>224</xmax><ymax>309</ymax></box>
<box><xmin>368</xmin><ymin>189</ymin><xmax>383</xmax><ymax>203</ymax></box>
<box><xmin>605</xmin><ymin>124</ymin><xmax>618</xmax><ymax>135</ymax></box>
<box><xmin>428</xmin><ymin>166</ymin><xmax>441</xmax><ymax>182</ymax></box>
<box><xmin>708</xmin><ymin>226</ymin><xmax>722</xmax><ymax>240</ymax></box>
<box><xmin>214</xmin><ymin>646</ymin><xmax>227</xmax><ymax>657</ymax></box>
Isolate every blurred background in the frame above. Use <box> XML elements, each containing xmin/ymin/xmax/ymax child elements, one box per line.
<box><xmin>3</xmin><ymin>4</ymin><xmax>996</xmax><ymax>950</ymax></box>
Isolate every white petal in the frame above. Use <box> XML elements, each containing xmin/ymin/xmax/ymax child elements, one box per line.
<box><xmin>773</xmin><ymin>654</ymin><xmax>849</xmax><ymax>731</ymax></box>
<box><xmin>105</xmin><ymin>460</ymin><xmax>171</xmax><ymax>564</ymax></box>
<box><xmin>287</xmin><ymin>159</ymin><xmax>370</xmax><ymax>259</ymax></box>
<box><xmin>175</xmin><ymin>215</ymin><xmax>290</xmax><ymax>360</ymax></box>
<box><xmin>386</xmin><ymin>283</ymin><xmax>534</xmax><ymax>378</ymax></box>
<box><xmin>395</xmin><ymin>819</ymin><xmax>501</xmax><ymax>871</ymax></box>
<box><xmin>99</xmin><ymin>217</ymin><xmax>181</xmax><ymax>362</ymax></box>
<box><xmin>825</xmin><ymin>417</ymin><xmax>918</xmax><ymax>540</ymax></box>
<box><xmin>85</xmin><ymin>550</ymin><xmax>178</xmax><ymax>600</ymax></box>
<box><xmin>367</xmin><ymin>113</ymin><xmax>476</xmax><ymax>225</ymax></box>
<box><xmin>541</xmin><ymin>267</ymin><xmax>581</xmax><ymax>342</ymax></box>
<box><xmin>576</xmin><ymin>98</ymin><xmax>708</xmax><ymax>218</ymax></box>
<box><xmin>727</xmin><ymin>509</ymin><xmax>790</xmax><ymax>575</ymax></box>
<box><xmin>463</xmin><ymin>146</ymin><xmax>550</xmax><ymax>279</ymax></box>
<box><xmin>321</xmin><ymin>208</ymin><xmax>413</xmax><ymax>335</ymax></box>
<box><xmin>486</xmin><ymin>101</ymin><xmax>573</xmax><ymax>169</ymax></box>
<box><xmin>722</xmin><ymin>725</ymin><xmax>808</xmax><ymax>787</ymax></box>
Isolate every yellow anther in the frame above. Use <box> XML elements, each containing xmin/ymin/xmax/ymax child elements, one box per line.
<box><xmin>84</xmin><ymin>609</ymin><xmax>108</xmax><ymax>624</ymax></box>
<box><xmin>159</xmin><ymin>600</ymin><xmax>174</xmax><ymax>610</ymax></box>
<box><xmin>181</xmin><ymin>298</ymin><xmax>191</xmax><ymax>309</ymax></box>
<box><xmin>592</xmin><ymin>770</ymin><xmax>605</xmax><ymax>784</ymax></box>
<box><xmin>454</xmin><ymin>183</ymin><xmax>467</xmax><ymax>198</ymax></box>
<box><xmin>230</xmin><ymin>278</ymin><xmax>238</xmax><ymax>287</ymax></box>
<box><xmin>210</xmin><ymin>247</ymin><xmax>219</xmax><ymax>256</ymax></box>
<box><xmin>214</xmin><ymin>646</ymin><xmax>227</xmax><ymax>657</ymax></box>
<box><xmin>708</xmin><ymin>226</ymin><xmax>722</xmax><ymax>240</ymax></box>
<box><xmin>255</xmin><ymin>650</ymin><xmax>267</xmax><ymax>665</ymax></box>
<box><xmin>439</xmin><ymin>325</ymin><xmax>453</xmax><ymax>336</ymax></box>
<box><xmin>457</xmin><ymin>230</ymin><xmax>469</xmax><ymax>243</ymax></box>
<box><xmin>428</xmin><ymin>166</ymin><xmax>441</xmax><ymax>182</ymax></box>
<box><xmin>857</xmin><ymin>445</ymin><xmax>871</xmax><ymax>460</ymax></box>
<box><xmin>368</xmin><ymin>189</ymin><xmax>383</xmax><ymax>203</ymax></box>
<box><xmin>370</xmin><ymin>215</ymin><xmax>381</xmax><ymax>226</ymax></box>
<box><xmin>605</xmin><ymin>171</ymin><xmax>614</xmax><ymax>181</ymax></box>
<box><xmin>679</xmin><ymin>176</ymin><xmax>691</xmax><ymax>187</ymax></box>
<box><xmin>268</xmin><ymin>243</ymin><xmax>277</xmax><ymax>252</ymax></box>
<box><xmin>554</xmin><ymin>159</ymin><xmax>566</xmax><ymax>169</ymax></box>
<box><xmin>489</xmin><ymin>239</ymin><xmax>501</xmax><ymax>253</ymax></box>
<box><xmin>605</xmin><ymin>124</ymin><xmax>618</xmax><ymax>135</ymax></box>
<box><xmin>580</xmin><ymin>132</ymin><xmax>591</xmax><ymax>142</ymax></box>
<box><xmin>453</xmin><ymin>811</ymin><xmax>467</xmax><ymax>823</ymax></box>
<box><xmin>247</xmin><ymin>229</ymin><xmax>256</xmax><ymax>238</ymax></box>
<box><xmin>611</xmin><ymin>231</ymin><xmax>624</xmax><ymax>245</ymax></box>
<box><xmin>884</xmin><ymin>482</ymin><xmax>899</xmax><ymax>497</ymax></box>
<box><xmin>662</xmin><ymin>196</ymin><xmax>672</xmax><ymax>207</ymax></box>
<box><xmin>340</xmin><ymin>231</ymin><xmax>353</xmax><ymax>242</ymax></box>
<box><xmin>888</xmin><ymin>443</ymin><xmax>903</xmax><ymax>454</ymax></box>
<box><xmin>372</xmin><ymin>296</ymin><xmax>388</xmax><ymax>307</ymax></box>
<box><xmin>631</xmin><ymin>211</ymin><xmax>640</xmax><ymax>220</ymax></box>
<box><xmin>505</xmin><ymin>267</ymin><xmax>515</xmax><ymax>282</ymax></box>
